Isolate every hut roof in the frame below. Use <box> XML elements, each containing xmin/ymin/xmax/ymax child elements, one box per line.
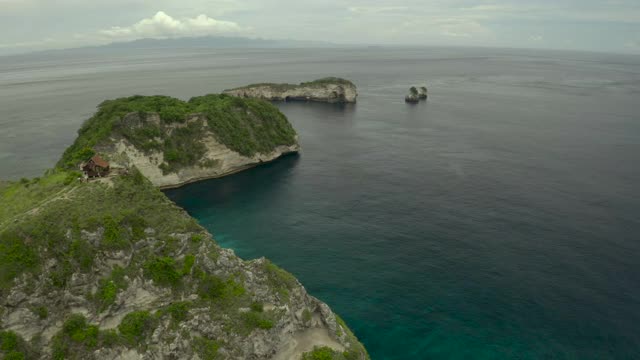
<box><xmin>91</xmin><ymin>155</ymin><xmax>109</xmax><ymax>168</ymax></box>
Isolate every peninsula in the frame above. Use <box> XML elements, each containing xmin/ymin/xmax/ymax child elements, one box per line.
<box><xmin>0</xmin><ymin>95</ymin><xmax>369</xmax><ymax>359</ymax></box>
<box><xmin>58</xmin><ymin>94</ymin><xmax>300</xmax><ymax>189</ymax></box>
<box><xmin>223</xmin><ymin>78</ymin><xmax>358</xmax><ymax>103</ymax></box>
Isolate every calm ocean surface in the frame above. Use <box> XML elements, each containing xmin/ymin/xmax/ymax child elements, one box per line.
<box><xmin>2</xmin><ymin>47</ymin><xmax>640</xmax><ymax>359</ymax></box>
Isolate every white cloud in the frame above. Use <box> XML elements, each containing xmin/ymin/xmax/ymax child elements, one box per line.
<box><xmin>99</xmin><ymin>11</ymin><xmax>248</xmax><ymax>40</ymax></box>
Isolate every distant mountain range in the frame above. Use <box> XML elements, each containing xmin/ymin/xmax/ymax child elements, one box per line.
<box><xmin>99</xmin><ymin>36</ymin><xmax>337</xmax><ymax>49</ymax></box>
<box><xmin>0</xmin><ymin>36</ymin><xmax>344</xmax><ymax>57</ymax></box>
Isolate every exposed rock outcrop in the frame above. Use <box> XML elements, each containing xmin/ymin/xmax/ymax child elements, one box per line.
<box><xmin>0</xmin><ymin>176</ymin><xmax>368</xmax><ymax>359</ymax></box>
<box><xmin>405</xmin><ymin>86</ymin><xmax>428</xmax><ymax>103</ymax></box>
<box><xmin>0</xmin><ymin>94</ymin><xmax>369</xmax><ymax>359</ymax></box>
<box><xmin>59</xmin><ymin>94</ymin><xmax>300</xmax><ymax>189</ymax></box>
<box><xmin>101</xmin><ymin>112</ymin><xmax>299</xmax><ymax>189</ymax></box>
<box><xmin>405</xmin><ymin>87</ymin><xmax>420</xmax><ymax>103</ymax></box>
<box><xmin>224</xmin><ymin>78</ymin><xmax>358</xmax><ymax>103</ymax></box>
<box><xmin>418</xmin><ymin>86</ymin><xmax>428</xmax><ymax>100</ymax></box>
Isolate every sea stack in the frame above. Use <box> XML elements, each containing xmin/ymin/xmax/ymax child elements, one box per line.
<box><xmin>405</xmin><ymin>86</ymin><xmax>420</xmax><ymax>103</ymax></box>
<box><xmin>418</xmin><ymin>86</ymin><xmax>428</xmax><ymax>99</ymax></box>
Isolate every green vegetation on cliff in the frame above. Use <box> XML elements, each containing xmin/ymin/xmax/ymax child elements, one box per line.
<box><xmin>57</xmin><ymin>94</ymin><xmax>297</xmax><ymax>173</ymax></box>
<box><xmin>1</xmin><ymin>330</ymin><xmax>34</xmax><ymax>359</ymax></box>
<box><xmin>0</xmin><ymin>169</ymin><xmax>200</xmax><ymax>294</ymax></box>
<box><xmin>302</xmin><ymin>346</ymin><xmax>364</xmax><ymax>360</ymax></box>
<box><xmin>0</xmin><ymin>168</ymin><xmax>369</xmax><ymax>359</ymax></box>
<box><xmin>229</xmin><ymin>77</ymin><xmax>355</xmax><ymax>91</ymax></box>
<box><xmin>0</xmin><ymin>93</ymin><xmax>368</xmax><ymax>358</ymax></box>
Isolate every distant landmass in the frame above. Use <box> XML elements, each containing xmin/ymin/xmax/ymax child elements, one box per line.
<box><xmin>3</xmin><ymin>36</ymin><xmax>341</xmax><ymax>57</ymax></box>
<box><xmin>100</xmin><ymin>36</ymin><xmax>337</xmax><ymax>49</ymax></box>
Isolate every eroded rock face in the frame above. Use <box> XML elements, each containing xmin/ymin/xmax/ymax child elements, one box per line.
<box><xmin>223</xmin><ymin>79</ymin><xmax>358</xmax><ymax>103</ymax></box>
<box><xmin>98</xmin><ymin>113</ymin><xmax>300</xmax><ymax>189</ymax></box>
<box><xmin>1</xmin><ymin>228</ymin><xmax>367</xmax><ymax>359</ymax></box>
<box><xmin>0</xmin><ymin>95</ymin><xmax>368</xmax><ymax>359</ymax></box>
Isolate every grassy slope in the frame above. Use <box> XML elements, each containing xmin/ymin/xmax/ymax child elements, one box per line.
<box><xmin>0</xmin><ymin>92</ymin><xmax>368</xmax><ymax>359</ymax></box>
<box><xmin>0</xmin><ymin>169</ymin><xmax>368</xmax><ymax>359</ymax></box>
<box><xmin>58</xmin><ymin>94</ymin><xmax>297</xmax><ymax>172</ymax></box>
<box><xmin>0</xmin><ymin>170</ymin><xmax>296</xmax><ymax>358</ymax></box>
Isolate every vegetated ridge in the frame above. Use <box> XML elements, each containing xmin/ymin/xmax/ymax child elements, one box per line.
<box><xmin>0</xmin><ymin>95</ymin><xmax>368</xmax><ymax>359</ymax></box>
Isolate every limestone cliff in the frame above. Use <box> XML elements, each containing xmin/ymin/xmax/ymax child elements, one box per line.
<box><xmin>58</xmin><ymin>94</ymin><xmax>300</xmax><ymax>189</ymax></box>
<box><xmin>0</xmin><ymin>94</ymin><xmax>369</xmax><ymax>359</ymax></box>
<box><xmin>100</xmin><ymin>112</ymin><xmax>299</xmax><ymax>189</ymax></box>
<box><xmin>223</xmin><ymin>78</ymin><xmax>357</xmax><ymax>103</ymax></box>
<box><xmin>0</xmin><ymin>171</ymin><xmax>368</xmax><ymax>359</ymax></box>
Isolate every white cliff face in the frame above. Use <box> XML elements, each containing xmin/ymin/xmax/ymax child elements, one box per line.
<box><xmin>100</xmin><ymin>112</ymin><xmax>300</xmax><ymax>189</ymax></box>
<box><xmin>111</xmin><ymin>136</ymin><xmax>299</xmax><ymax>189</ymax></box>
<box><xmin>224</xmin><ymin>81</ymin><xmax>358</xmax><ymax>103</ymax></box>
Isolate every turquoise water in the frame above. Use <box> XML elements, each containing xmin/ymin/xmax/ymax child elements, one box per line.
<box><xmin>2</xmin><ymin>47</ymin><xmax>640</xmax><ymax>359</ymax></box>
<box><xmin>165</xmin><ymin>51</ymin><xmax>640</xmax><ymax>359</ymax></box>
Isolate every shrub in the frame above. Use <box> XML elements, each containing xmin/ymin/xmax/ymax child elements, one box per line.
<box><xmin>241</xmin><ymin>311</ymin><xmax>273</xmax><ymax>330</ymax></box>
<box><xmin>96</xmin><ymin>280</ymin><xmax>117</xmax><ymax>309</ymax></box>
<box><xmin>52</xmin><ymin>314</ymin><xmax>115</xmax><ymax>359</ymax></box>
<box><xmin>193</xmin><ymin>337</ymin><xmax>220</xmax><ymax>360</ymax></box>
<box><xmin>302</xmin><ymin>308</ymin><xmax>312</xmax><ymax>323</ymax></box>
<box><xmin>95</xmin><ymin>266</ymin><xmax>128</xmax><ymax>311</ymax></box>
<box><xmin>0</xmin><ymin>331</ymin><xmax>31</xmax><ymax>360</ymax></box>
<box><xmin>4</xmin><ymin>351</ymin><xmax>25</xmax><ymax>360</ymax></box>
<box><xmin>0</xmin><ymin>231</ymin><xmax>38</xmax><ymax>289</ymax></box>
<box><xmin>182</xmin><ymin>255</ymin><xmax>196</xmax><ymax>275</ymax></box>
<box><xmin>198</xmin><ymin>274</ymin><xmax>226</xmax><ymax>299</ymax></box>
<box><xmin>301</xmin><ymin>346</ymin><xmax>340</xmax><ymax>360</ymax></box>
<box><xmin>165</xmin><ymin>302</ymin><xmax>190</xmax><ymax>322</ymax></box>
<box><xmin>102</xmin><ymin>215</ymin><xmax>129</xmax><ymax>250</ymax></box>
<box><xmin>250</xmin><ymin>302</ymin><xmax>263</xmax><ymax>313</ymax></box>
<box><xmin>144</xmin><ymin>257</ymin><xmax>181</xmax><ymax>287</ymax></box>
<box><xmin>63</xmin><ymin>171</ymin><xmax>81</xmax><ymax>185</ymax></box>
<box><xmin>118</xmin><ymin>311</ymin><xmax>155</xmax><ymax>344</ymax></box>
<box><xmin>70</xmin><ymin>239</ymin><xmax>94</xmax><ymax>271</ymax></box>
<box><xmin>0</xmin><ymin>331</ymin><xmax>19</xmax><ymax>351</ymax></box>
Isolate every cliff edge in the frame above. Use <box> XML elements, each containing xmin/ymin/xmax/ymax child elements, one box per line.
<box><xmin>223</xmin><ymin>78</ymin><xmax>357</xmax><ymax>103</ymax></box>
<box><xmin>0</xmin><ymin>94</ymin><xmax>369</xmax><ymax>359</ymax></box>
<box><xmin>58</xmin><ymin>94</ymin><xmax>300</xmax><ymax>189</ymax></box>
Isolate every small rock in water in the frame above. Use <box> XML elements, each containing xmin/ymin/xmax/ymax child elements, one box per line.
<box><xmin>405</xmin><ymin>86</ymin><xmax>420</xmax><ymax>103</ymax></box>
<box><xmin>418</xmin><ymin>86</ymin><xmax>428</xmax><ymax>99</ymax></box>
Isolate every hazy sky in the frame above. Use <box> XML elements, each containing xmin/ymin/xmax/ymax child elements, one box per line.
<box><xmin>1</xmin><ymin>0</ymin><xmax>639</xmax><ymax>55</ymax></box>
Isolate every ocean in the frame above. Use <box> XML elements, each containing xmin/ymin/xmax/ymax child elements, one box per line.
<box><xmin>2</xmin><ymin>47</ymin><xmax>640</xmax><ymax>359</ymax></box>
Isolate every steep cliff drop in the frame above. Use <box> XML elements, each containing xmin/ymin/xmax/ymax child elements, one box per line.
<box><xmin>0</xmin><ymin>94</ymin><xmax>369</xmax><ymax>359</ymax></box>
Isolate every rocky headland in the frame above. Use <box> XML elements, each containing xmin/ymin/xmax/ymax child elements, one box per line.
<box><xmin>0</xmin><ymin>94</ymin><xmax>368</xmax><ymax>359</ymax></box>
<box><xmin>223</xmin><ymin>78</ymin><xmax>357</xmax><ymax>104</ymax></box>
<box><xmin>58</xmin><ymin>95</ymin><xmax>300</xmax><ymax>189</ymax></box>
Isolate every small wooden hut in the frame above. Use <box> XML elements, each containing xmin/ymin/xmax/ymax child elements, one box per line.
<box><xmin>82</xmin><ymin>155</ymin><xmax>110</xmax><ymax>178</ymax></box>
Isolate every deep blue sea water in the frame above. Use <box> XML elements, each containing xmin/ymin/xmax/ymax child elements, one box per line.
<box><xmin>2</xmin><ymin>47</ymin><xmax>640</xmax><ymax>359</ymax></box>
